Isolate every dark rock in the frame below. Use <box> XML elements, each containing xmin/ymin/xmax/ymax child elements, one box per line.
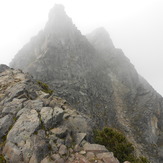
<box><xmin>51</xmin><ymin>126</ymin><xmax>68</xmax><ymax>138</ymax></box>
<box><xmin>2</xmin><ymin>98</ymin><xmax>25</xmax><ymax>115</ymax></box>
<box><xmin>0</xmin><ymin>114</ymin><xmax>14</xmax><ymax>141</ymax></box>
<box><xmin>76</xmin><ymin>133</ymin><xmax>86</xmax><ymax>145</ymax></box>
<box><xmin>0</xmin><ymin>64</ymin><xmax>10</xmax><ymax>73</ymax></box>
<box><xmin>28</xmin><ymin>135</ymin><xmax>50</xmax><ymax>163</ymax></box>
<box><xmin>40</xmin><ymin>106</ymin><xmax>64</xmax><ymax>130</ymax></box>
<box><xmin>65</xmin><ymin>133</ymin><xmax>73</xmax><ymax>147</ymax></box>
<box><xmin>59</xmin><ymin>144</ymin><xmax>67</xmax><ymax>156</ymax></box>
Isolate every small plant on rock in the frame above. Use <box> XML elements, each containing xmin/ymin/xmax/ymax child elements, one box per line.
<box><xmin>0</xmin><ymin>154</ymin><xmax>6</xmax><ymax>163</ymax></box>
<box><xmin>37</xmin><ymin>80</ymin><xmax>53</xmax><ymax>95</ymax></box>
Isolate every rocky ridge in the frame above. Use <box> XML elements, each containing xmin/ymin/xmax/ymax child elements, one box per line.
<box><xmin>10</xmin><ymin>4</ymin><xmax>163</xmax><ymax>162</ymax></box>
<box><xmin>0</xmin><ymin>65</ymin><xmax>121</xmax><ymax>163</ymax></box>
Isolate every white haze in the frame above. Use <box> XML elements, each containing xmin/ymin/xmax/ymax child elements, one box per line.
<box><xmin>0</xmin><ymin>0</ymin><xmax>163</xmax><ymax>95</ymax></box>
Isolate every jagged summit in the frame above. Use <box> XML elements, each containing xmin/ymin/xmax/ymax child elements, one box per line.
<box><xmin>86</xmin><ymin>27</ymin><xmax>115</xmax><ymax>51</ymax></box>
<box><xmin>44</xmin><ymin>4</ymin><xmax>77</xmax><ymax>36</ymax></box>
<box><xmin>49</xmin><ymin>4</ymin><xmax>65</xmax><ymax>18</ymax></box>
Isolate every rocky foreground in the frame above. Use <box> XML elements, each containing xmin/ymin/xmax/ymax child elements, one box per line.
<box><xmin>0</xmin><ymin>64</ymin><xmax>123</xmax><ymax>163</ymax></box>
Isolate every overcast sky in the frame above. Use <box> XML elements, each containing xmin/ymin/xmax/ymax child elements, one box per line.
<box><xmin>0</xmin><ymin>0</ymin><xmax>163</xmax><ymax>95</ymax></box>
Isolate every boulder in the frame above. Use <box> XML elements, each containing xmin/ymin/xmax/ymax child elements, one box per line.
<box><xmin>51</xmin><ymin>126</ymin><xmax>68</xmax><ymax>138</ymax></box>
<box><xmin>28</xmin><ymin>135</ymin><xmax>50</xmax><ymax>163</ymax></box>
<box><xmin>59</xmin><ymin>144</ymin><xmax>67</xmax><ymax>156</ymax></box>
<box><xmin>83</xmin><ymin>144</ymin><xmax>108</xmax><ymax>153</ymax></box>
<box><xmin>3</xmin><ymin>142</ymin><xmax>23</xmax><ymax>163</ymax></box>
<box><xmin>0</xmin><ymin>114</ymin><xmax>14</xmax><ymax>140</ymax></box>
<box><xmin>40</xmin><ymin>106</ymin><xmax>64</xmax><ymax>129</ymax></box>
<box><xmin>0</xmin><ymin>64</ymin><xmax>10</xmax><ymax>73</ymax></box>
<box><xmin>2</xmin><ymin>98</ymin><xmax>25</xmax><ymax>115</ymax></box>
<box><xmin>7</xmin><ymin>109</ymin><xmax>40</xmax><ymax>144</ymax></box>
<box><xmin>76</xmin><ymin>133</ymin><xmax>86</xmax><ymax>145</ymax></box>
<box><xmin>41</xmin><ymin>156</ymin><xmax>53</xmax><ymax>163</ymax></box>
<box><xmin>23</xmin><ymin>99</ymin><xmax>43</xmax><ymax>112</ymax></box>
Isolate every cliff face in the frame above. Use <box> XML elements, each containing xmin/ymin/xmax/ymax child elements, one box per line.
<box><xmin>10</xmin><ymin>4</ymin><xmax>163</xmax><ymax>162</ymax></box>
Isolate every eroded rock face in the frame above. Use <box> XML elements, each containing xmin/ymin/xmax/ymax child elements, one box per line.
<box><xmin>10</xmin><ymin>4</ymin><xmax>163</xmax><ymax>162</ymax></box>
<box><xmin>0</xmin><ymin>66</ymin><xmax>121</xmax><ymax>163</ymax></box>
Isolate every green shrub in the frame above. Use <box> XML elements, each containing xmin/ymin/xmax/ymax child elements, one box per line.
<box><xmin>94</xmin><ymin>127</ymin><xmax>149</xmax><ymax>163</ymax></box>
<box><xmin>0</xmin><ymin>154</ymin><xmax>6</xmax><ymax>163</ymax></box>
<box><xmin>37</xmin><ymin>80</ymin><xmax>53</xmax><ymax>95</ymax></box>
<box><xmin>131</xmin><ymin>156</ymin><xmax>149</xmax><ymax>163</ymax></box>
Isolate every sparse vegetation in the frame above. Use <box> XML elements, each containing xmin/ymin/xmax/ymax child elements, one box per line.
<box><xmin>94</xmin><ymin>127</ymin><xmax>149</xmax><ymax>163</ymax></box>
<box><xmin>37</xmin><ymin>80</ymin><xmax>53</xmax><ymax>95</ymax></box>
<box><xmin>0</xmin><ymin>154</ymin><xmax>6</xmax><ymax>163</ymax></box>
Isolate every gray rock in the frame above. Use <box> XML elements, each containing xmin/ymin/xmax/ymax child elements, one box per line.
<box><xmin>3</xmin><ymin>141</ymin><xmax>23</xmax><ymax>163</ymax></box>
<box><xmin>51</xmin><ymin>153</ymin><xmax>60</xmax><ymax>160</ymax></box>
<box><xmin>79</xmin><ymin>150</ymin><xmax>86</xmax><ymax>155</ymax></box>
<box><xmin>40</xmin><ymin>106</ymin><xmax>64</xmax><ymax>130</ymax></box>
<box><xmin>2</xmin><ymin>98</ymin><xmax>25</xmax><ymax>115</ymax></box>
<box><xmin>6</xmin><ymin>83</ymin><xmax>26</xmax><ymax>102</ymax></box>
<box><xmin>102</xmin><ymin>156</ymin><xmax>119</xmax><ymax>163</ymax></box>
<box><xmin>65</xmin><ymin>114</ymin><xmax>92</xmax><ymax>138</ymax></box>
<box><xmin>49</xmin><ymin>140</ymin><xmax>58</xmax><ymax>152</ymax></box>
<box><xmin>51</xmin><ymin>126</ymin><xmax>68</xmax><ymax>138</ymax></box>
<box><xmin>41</xmin><ymin>156</ymin><xmax>53</xmax><ymax>163</ymax></box>
<box><xmin>86</xmin><ymin>152</ymin><xmax>95</xmax><ymax>160</ymax></box>
<box><xmin>0</xmin><ymin>64</ymin><xmax>10</xmax><ymax>73</ymax></box>
<box><xmin>96</xmin><ymin>152</ymin><xmax>114</xmax><ymax>159</ymax></box>
<box><xmin>74</xmin><ymin>144</ymin><xmax>81</xmax><ymax>152</ymax></box>
<box><xmin>0</xmin><ymin>114</ymin><xmax>14</xmax><ymax>140</ymax></box>
<box><xmin>7</xmin><ymin>109</ymin><xmax>40</xmax><ymax>144</ymax></box>
<box><xmin>83</xmin><ymin>144</ymin><xmax>108</xmax><ymax>153</ymax></box>
<box><xmin>76</xmin><ymin>133</ymin><xmax>86</xmax><ymax>145</ymax></box>
<box><xmin>28</xmin><ymin>135</ymin><xmax>50</xmax><ymax>163</ymax></box>
<box><xmin>56</xmin><ymin>138</ymin><xmax>65</xmax><ymax>147</ymax></box>
<box><xmin>21</xmin><ymin>139</ymin><xmax>33</xmax><ymax>163</ymax></box>
<box><xmin>55</xmin><ymin>158</ymin><xmax>65</xmax><ymax>163</ymax></box>
<box><xmin>59</xmin><ymin>144</ymin><xmax>67</xmax><ymax>156</ymax></box>
<box><xmin>16</xmin><ymin>107</ymin><xmax>30</xmax><ymax>118</ymax></box>
<box><xmin>24</xmin><ymin>99</ymin><xmax>43</xmax><ymax>111</ymax></box>
<box><xmin>65</xmin><ymin>133</ymin><xmax>73</xmax><ymax>147</ymax></box>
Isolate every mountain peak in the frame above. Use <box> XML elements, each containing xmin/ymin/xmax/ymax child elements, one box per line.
<box><xmin>48</xmin><ymin>4</ymin><xmax>66</xmax><ymax>19</ymax></box>
<box><xmin>86</xmin><ymin>27</ymin><xmax>115</xmax><ymax>51</ymax></box>
<box><xmin>44</xmin><ymin>4</ymin><xmax>76</xmax><ymax>36</ymax></box>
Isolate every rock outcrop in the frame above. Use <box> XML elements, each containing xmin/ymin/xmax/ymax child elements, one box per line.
<box><xmin>0</xmin><ymin>65</ymin><xmax>121</xmax><ymax>163</ymax></box>
<box><xmin>10</xmin><ymin>4</ymin><xmax>163</xmax><ymax>162</ymax></box>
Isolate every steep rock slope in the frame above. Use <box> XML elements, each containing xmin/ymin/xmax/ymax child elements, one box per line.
<box><xmin>0</xmin><ymin>65</ymin><xmax>121</xmax><ymax>163</ymax></box>
<box><xmin>10</xmin><ymin>4</ymin><xmax>163</xmax><ymax>162</ymax></box>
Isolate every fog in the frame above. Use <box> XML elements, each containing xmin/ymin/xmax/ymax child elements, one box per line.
<box><xmin>0</xmin><ymin>0</ymin><xmax>163</xmax><ymax>95</ymax></box>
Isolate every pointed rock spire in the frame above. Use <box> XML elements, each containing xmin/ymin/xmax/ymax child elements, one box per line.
<box><xmin>44</xmin><ymin>4</ymin><xmax>74</xmax><ymax>35</ymax></box>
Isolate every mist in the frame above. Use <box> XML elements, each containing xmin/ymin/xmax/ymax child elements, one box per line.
<box><xmin>0</xmin><ymin>0</ymin><xmax>163</xmax><ymax>95</ymax></box>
